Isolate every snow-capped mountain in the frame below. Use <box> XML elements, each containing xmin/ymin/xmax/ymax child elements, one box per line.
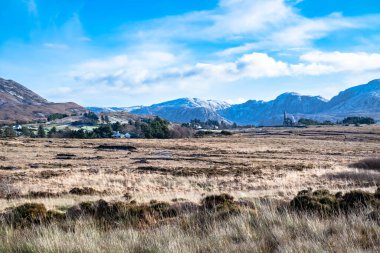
<box><xmin>130</xmin><ymin>98</ymin><xmax>231</xmax><ymax>123</ymax></box>
<box><xmin>325</xmin><ymin>79</ymin><xmax>380</xmax><ymax>115</ymax></box>
<box><xmin>87</xmin><ymin>79</ymin><xmax>380</xmax><ymax>125</ymax></box>
<box><xmin>86</xmin><ymin>106</ymin><xmax>143</xmax><ymax>113</ymax></box>
<box><xmin>220</xmin><ymin>92</ymin><xmax>328</xmax><ymax>125</ymax></box>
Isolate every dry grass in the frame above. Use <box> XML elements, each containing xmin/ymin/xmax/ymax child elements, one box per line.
<box><xmin>350</xmin><ymin>158</ymin><xmax>380</xmax><ymax>171</ymax></box>
<box><xmin>0</xmin><ymin>200</ymin><xmax>379</xmax><ymax>253</ymax></box>
<box><xmin>0</xmin><ymin>125</ymin><xmax>379</xmax><ymax>252</ymax></box>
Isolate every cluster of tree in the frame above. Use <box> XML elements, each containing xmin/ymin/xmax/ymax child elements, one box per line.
<box><xmin>46</xmin><ymin>125</ymin><xmax>113</xmax><ymax>139</ymax></box>
<box><xmin>182</xmin><ymin>119</ymin><xmax>237</xmax><ymax>130</ymax></box>
<box><xmin>83</xmin><ymin>112</ymin><xmax>99</xmax><ymax>125</ymax></box>
<box><xmin>298</xmin><ymin>116</ymin><xmax>376</xmax><ymax>126</ymax></box>
<box><xmin>47</xmin><ymin>113</ymin><xmax>68</xmax><ymax>122</ymax></box>
<box><xmin>100</xmin><ymin>115</ymin><xmax>111</xmax><ymax>124</ymax></box>
<box><xmin>0</xmin><ymin>125</ymin><xmax>46</xmax><ymax>138</ymax></box>
<box><xmin>298</xmin><ymin>118</ymin><xmax>334</xmax><ymax>126</ymax></box>
<box><xmin>341</xmin><ymin>116</ymin><xmax>375</xmax><ymax>125</ymax></box>
<box><xmin>0</xmin><ymin>127</ymin><xmax>17</xmax><ymax>138</ymax></box>
<box><xmin>134</xmin><ymin>117</ymin><xmax>170</xmax><ymax>139</ymax></box>
<box><xmin>1</xmin><ymin>116</ymin><xmax>193</xmax><ymax>139</ymax></box>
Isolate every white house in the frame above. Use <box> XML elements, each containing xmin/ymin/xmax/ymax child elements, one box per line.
<box><xmin>125</xmin><ymin>133</ymin><xmax>131</xmax><ymax>138</ymax></box>
<box><xmin>112</xmin><ymin>131</ymin><xmax>122</xmax><ymax>138</ymax></box>
<box><xmin>13</xmin><ymin>124</ymin><xmax>22</xmax><ymax>130</ymax></box>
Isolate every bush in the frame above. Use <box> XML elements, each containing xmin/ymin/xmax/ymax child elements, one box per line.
<box><xmin>9</xmin><ymin>203</ymin><xmax>47</xmax><ymax>226</ymax></box>
<box><xmin>195</xmin><ymin>130</ymin><xmax>214</xmax><ymax>137</ymax></box>
<box><xmin>0</xmin><ymin>179</ymin><xmax>20</xmax><ymax>199</ymax></box>
<box><xmin>349</xmin><ymin>158</ymin><xmax>380</xmax><ymax>171</ymax></box>
<box><xmin>290</xmin><ymin>188</ymin><xmax>380</xmax><ymax>215</ymax></box>
<box><xmin>202</xmin><ymin>194</ymin><xmax>235</xmax><ymax>210</ymax></box>
<box><xmin>69</xmin><ymin>187</ymin><xmax>98</xmax><ymax>195</ymax></box>
<box><xmin>340</xmin><ymin>190</ymin><xmax>376</xmax><ymax>210</ymax></box>
<box><xmin>169</xmin><ymin>125</ymin><xmax>194</xmax><ymax>138</ymax></box>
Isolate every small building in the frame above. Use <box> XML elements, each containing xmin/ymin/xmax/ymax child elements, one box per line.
<box><xmin>112</xmin><ymin>131</ymin><xmax>122</xmax><ymax>138</ymax></box>
<box><xmin>283</xmin><ymin>112</ymin><xmax>295</xmax><ymax>127</ymax></box>
<box><xmin>13</xmin><ymin>124</ymin><xmax>22</xmax><ymax>130</ymax></box>
<box><xmin>125</xmin><ymin>133</ymin><xmax>131</xmax><ymax>138</ymax></box>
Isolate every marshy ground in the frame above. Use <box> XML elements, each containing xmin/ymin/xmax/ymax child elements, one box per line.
<box><xmin>0</xmin><ymin>125</ymin><xmax>379</xmax><ymax>252</ymax></box>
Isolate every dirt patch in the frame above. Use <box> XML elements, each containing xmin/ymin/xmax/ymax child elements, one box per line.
<box><xmin>97</xmin><ymin>145</ymin><xmax>137</xmax><ymax>152</ymax></box>
<box><xmin>56</xmin><ymin>153</ymin><xmax>77</xmax><ymax>160</ymax></box>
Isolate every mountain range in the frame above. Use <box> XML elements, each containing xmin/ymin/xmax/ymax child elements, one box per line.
<box><xmin>0</xmin><ymin>78</ymin><xmax>85</xmax><ymax>124</ymax></box>
<box><xmin>89</xmin><ymin>79</ymin><xmax>380</xmax><ymax>125</ymax></box>
<box><xmin>1</xmin><ymin>77</ymin><xmax>379</xmax><ymax>126</ymax></box>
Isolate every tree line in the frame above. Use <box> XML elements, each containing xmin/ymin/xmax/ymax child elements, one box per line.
<box><xmin>0</xmin><ymin>117</ymin><xmax>193</xmax><ymax>139</ymax></box>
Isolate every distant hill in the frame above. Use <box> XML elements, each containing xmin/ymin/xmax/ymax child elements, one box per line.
<box><xmin>0</xmin><ymin>78</ymin><xmax>86</xmax><ymax>124</ymax></box>
<box><xmin>88</xmin><ymin>79</ymin><xmax>380</xmax><ymax>125</ymax></box>
<box><xmin>90</xmin><ymin>98</ymin><xmax>231</xmax><ymax>123</ymax></box>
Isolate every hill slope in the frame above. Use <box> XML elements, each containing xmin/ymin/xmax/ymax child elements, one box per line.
<box><xmin>0</xmin><ymin>78</ymin><xmax>86</xmax><ymax>124</ymax></box>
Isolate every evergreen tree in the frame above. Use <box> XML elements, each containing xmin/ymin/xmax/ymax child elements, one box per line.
<box><xmin>3</xmin><ymin>127</ymin><xmax>16</xmax><ymax>138</ymax></box>
<box><xmin>37</xmin><ymin>125</ymin><xmax>46</xmax><ymax>138</ymax></box>
<box><xmin>47</xmin><ymin>127</ymin><xmax>57</xmax><ymax>138</ymax></box>
<box><xmin>21</xmin><ymin>126</ymin><xmax>31</xmax><ymax>137</ymax></box>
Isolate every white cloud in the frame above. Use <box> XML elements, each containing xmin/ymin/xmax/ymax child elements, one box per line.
<box><xmin>71</xmin><ymin>50</ymin><xmax>380</xmax><ymax>96</ymax></box>
<box><xmin>300</xmin><ymin>51</ymin><xmax>380</xmax><ymax>72</ymax></box>
<box><xmin>131</xmin><ymin>0</ymin><xmax>380</xmax><ymax>52</ymax></box>
<box><xmin>71</xmin><ymin>50</ymin><xmax>180</xmax><ymax>91</ymax></box>
<box><xmin>43</xmin><ymin>43</ymin><xmax>69</xmax><ymax>49</ymax></box>
<box><xmin>61</xmin><ymin>0</ymin><xmax>380</xmax><ymax>101</ymax></box>
<box><xmin>134</xmin><ymin>0</ymin><xmax>297</xmax><ymax>43</ymax></box>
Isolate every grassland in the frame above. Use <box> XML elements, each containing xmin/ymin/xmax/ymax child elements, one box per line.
<box><xmin>0</xmin><ymin>125</ymin><xmax>379</xmax><ymax>252</ymax></box>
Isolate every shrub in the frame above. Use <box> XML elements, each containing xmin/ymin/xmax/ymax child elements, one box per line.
<box><xmin>201</xmin><ymin>194</ymin><xmax>241</xmax><ymax>215</ymax></box>
<box><xmin>0</xmin><ymin>179</ymin><xmax>21</xmax><ymax>199</ymax></box>
<box><xmin>195</xmin><ymin>130</ymin><xmax>214</xmax><ymax>138</ymax></box>
<box><xmin>150</xmin><ymin>202</ymin><xmax>177</xmax><ymax>218</ymax></box>
<box><xmin>340</xmin><ymin>190</ymin><xmax>376</xmax><ymax>210</ymax></box>
<box><xmin>290</xmin><ymin>188</ymin><xmax>380</xmax><ymax>215</ymax></box>
<box><xmin>6</xmin><ymin>203</ymin><xmax>48</xmax><ymax>227</ymax></box>
<box><xmin>123</xmin><ymin>192</ymin><xmax>133</xmax><ymax>201</ymax></box>
<box><xmin>201</xmin><ymin>194</ymin><xmax>235</xmax><ymax>210</ymax></box>
<box><xmin>349</xmin><ymin>158</ymin><xmax>380</xmax><ymax>171</ymax></box>
<box><xmin>69</xmin><ymin>187</ymin><xmax>98</xmax><ymax>195</ymax></box>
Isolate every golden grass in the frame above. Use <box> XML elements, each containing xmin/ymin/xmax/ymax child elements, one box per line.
<box><xmin>0</xmin><ymin>125</ymin><xmax>379</xmax><ymax>252</ymax></box>
<box><xmin>0</xmin><ymin>126</ymin><xmax>379</xmax><ymax>210</ymax></box>
<box><xmin>0</xmin><ymin>200</ymin><xmax>379</xmax><ymax>253</ymax></box>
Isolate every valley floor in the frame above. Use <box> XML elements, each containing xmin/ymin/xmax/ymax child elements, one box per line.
<box><xmin>0</xmin><ymin>125</ymin><xmax>379</xmax><ymax>252</ymax></box>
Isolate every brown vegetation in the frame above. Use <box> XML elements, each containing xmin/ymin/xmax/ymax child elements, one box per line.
<box><xmin>0</xmin><ymin>125</ymin><xmax>379</xmax><ymax>252</ymax></box>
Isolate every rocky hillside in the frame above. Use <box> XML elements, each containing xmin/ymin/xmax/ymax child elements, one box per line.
<box><xmin>0</xmin><ymin>78</ymin><xmax>86</xmax><ymax>124</ymax></box>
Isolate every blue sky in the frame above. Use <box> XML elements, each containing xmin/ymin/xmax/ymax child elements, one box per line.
<box><xmin>1</xmin><ymin>0</ymin><xmax>380</xmax><ymax>106</ymax></box>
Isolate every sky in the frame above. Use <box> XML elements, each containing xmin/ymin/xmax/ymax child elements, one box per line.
<box><xmin>1</xmin><ymin>0</ymin><xmax>380</xmax><ymax>106</ymax></box>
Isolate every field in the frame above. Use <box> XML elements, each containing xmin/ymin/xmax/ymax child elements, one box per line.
<box><xmin>0</xmin><ymin>125</ymin><xmax>379</xmax><ymax>252</ymax></box>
